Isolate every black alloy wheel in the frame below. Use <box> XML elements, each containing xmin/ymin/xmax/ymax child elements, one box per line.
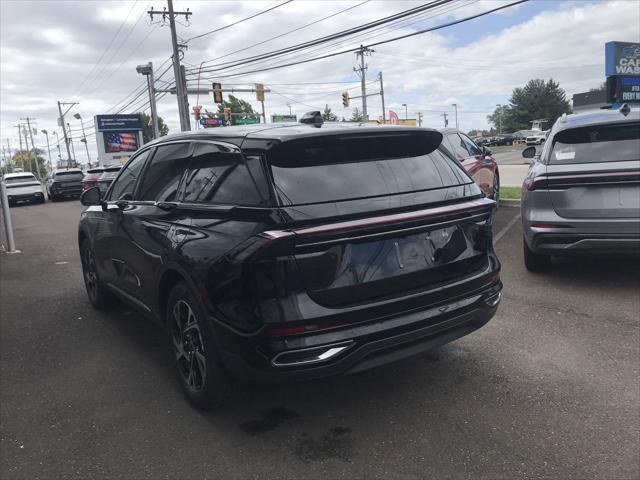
<box><xmin>170</xmin><ymin>299</ymin><xmax>207</xmax><ymax>393</ymax></box>
<box><xmin>80</xmin><ymin>240</ymin><xmax>114</xmax><ymax>309</ymax></box>
<box><xmin>166</xmin><ymin>283</ymin><xmax>231</xmax><ymax>409</ymax></box>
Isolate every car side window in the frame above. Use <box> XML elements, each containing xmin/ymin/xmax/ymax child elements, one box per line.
<box><xmin>459</xmin><ymin>133</ymin><xmax>483</xmax><ymax>156</ymax></box>
<box><xmin>446</xmin><ymin>133</ymin><xmax>470</xmax><ymax>160</ymax></box>
<box><xmin>182</xmin><ymin>143</ymin><xmax>269</xmax><ymax>206</ymax></box>
<box><xmin>137</xmin><ymin>143</ymin><xmax>192</xmax><ymax>202</ymax></box>
<box><xmin>108</xmin><ymin>149</ymin><xmax>151</xmax><ymax>201</ymax></box>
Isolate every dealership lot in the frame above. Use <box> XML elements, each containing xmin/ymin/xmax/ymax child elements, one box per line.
<box><xmin>1</xmin><ymin>201</ymin><xmax>638</xmax><ymax>479</ymax></box>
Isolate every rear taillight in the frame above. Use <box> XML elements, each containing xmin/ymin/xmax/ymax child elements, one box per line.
<box><xmin>524</xmin><ymin>176</ymin><xmax>548</xmax><ymax>191</ymax></box>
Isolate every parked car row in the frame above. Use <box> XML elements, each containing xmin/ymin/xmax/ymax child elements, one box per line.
<box><xmin>2</xmin><ymin>165</ymin><xmax>122</xmax><ymax>207</ymax></box>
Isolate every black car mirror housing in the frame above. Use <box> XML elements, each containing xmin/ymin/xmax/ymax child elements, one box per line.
<box><xmin>522</xmin><ymin>146</ymin><xmax>537</xmax><ymax>159</ymax></box>
<box><xmin>80</xmin><ymin>186</ymin><xmax>101</xmax><ymax>206</ymax></box>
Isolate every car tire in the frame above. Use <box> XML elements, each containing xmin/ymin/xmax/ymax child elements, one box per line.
<box><xmin>523</xmin><ymin>236</ymin><xmax>551</xmax><ymax>272</ymax></box>
<box><xmin>80</xmin><ymin>239</ymin><xmax>115</xmax><ymax>309</ymax></box>
<box><xmin>165</xmin><ymin>282</ymin><xmax>232</xmax><ymax>410</ymax></box>
<box><xmin>492</xmin><ymin>174</ymin><xmax>500</xmax><ymax>208</ymax></box>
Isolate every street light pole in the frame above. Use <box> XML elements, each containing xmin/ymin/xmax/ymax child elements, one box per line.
<box><xmin>41</xmin><ymin>129</ymin><xmax>53</xmax><ymax>172</ymax></box>
<box><xmin>136</xmin><ymin>62</ymin><xmax>160</xmax><ymax>140</ymax></box>
<box><xmin>402</xmin><ymin>103</ymin><xmax>408</xmax><ymax>120</ymax></box>
<box><xmin>52</xmin><ymin>132</ymin><xmax>61</xmax><ymax>166</ymax></box>
<box><xmin>452</xmin><ymin>103</ymin><xmax>459</xmax><ymax>129</ymax></box>
<box><xmin>74</xmin><ymin>113</ymin><xmax>91</xmax><ymax>165</ymax></box>
<box><xmin>496</xmin><ymin>104</ymin><xmax>502</xmax><ymax>134</ymax></box>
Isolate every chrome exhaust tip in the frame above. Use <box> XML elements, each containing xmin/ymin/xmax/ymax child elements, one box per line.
<box><xmin>271</xmin><ymin>341</ymin><xmax>354</xmax><ymax>367</ymax></box>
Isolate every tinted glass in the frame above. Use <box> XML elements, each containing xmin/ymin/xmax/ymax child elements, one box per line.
<box><xmin>459</xmin><ymin>133</ymin><xmax>483</xmax><ymax>156</ymax></box>
<box><xmin>446</xmin><ymin>133</ymin><xmax>470</xmax><ymax>160</ymax></box>
<box><xmin>550</xmin><ymin>123</ymin><xmax>640</xmax><ymax>164</ymax></box>
<box><xmin>269</xmin><ymin>135</ymin><xmax>470</xmax><ymax>206</ymax></box>
<box><xmin>4</xmin><ymin>175</ymin><xmax>37</xmax><ymax>184</ymax></box>
<box><xmin>109</xmin><ymin>150</ymin><xmax>150</xmax><ymax>201</ymax></box>
<box><xmin>137</xmin><ymin>143</ymin><xmax>191</xmax><ymax>201</ymax></box>
<box><xmin>182</xmin><ymin>143</ymin><xmax>269</xmax><ymax>205</ymax></box>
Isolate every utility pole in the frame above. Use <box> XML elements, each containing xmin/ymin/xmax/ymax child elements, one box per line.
<box><xmin>354</xmin><ymin>45</ymin><xmax>374</xmax><ymax>122</ymax></box>
<box><xmin>416</xmin><ymin>112</ymin><xmax>423</xmax><ymax>127</ymax></box>
<box><xmin>148</xmin><ymin>1</ymin><xmax>192</xmax><ymax>131</ymax></box>
<box><xmin>22</xmin><ymin>117</ymin><xmax>39</xmax><ymax>178</ymax></box>
<box><xmin>441</xmin><ymin>112</ymin><xmax>449</xmax><ymax>128</ymax></box>
<box><xmin>136</xmin><ymin>62</ymin><xmax>160</xmax><ymax>139</ymax></box>
<box><xmin>22</xmin><ymin>127</ymin><xmax>33</xmax><ymax>173</ymax></box>
<box><xmin>14</xmin><ymin>125</ymin><xmax>23</xmax><ymax>153</ymax></box>
<box><xmin>496</xmin><ymin>104</ymin><xmax>502</xmax><ymax>134</ymax></box>
<box><xmin>379</xmin><ymin>72</ymin><xmax>386</xmax><ymax>124</ymax></box>
<box><xmin>451</xmin><ymin>103</ymin><xmax>459</xmax><ymax>129</ymax></box>
<box><xmin>67</xmin><ymin>123</ymin><xmax>77</xmax><ymax>168</ymax></box>
<box><xmin>57</xmin><ymin>101</ymin><xmax>77</xmax><ymax>167</ymax></box>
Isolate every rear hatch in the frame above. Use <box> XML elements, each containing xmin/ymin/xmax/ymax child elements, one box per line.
<box><xmin>266</xmin><ymin>131</ymin><xmax>495</xmax><ymax>308</ymax></box>
<box><xmin>54</xmin><ymin>170</ymin><xmax>83</xmax><ymax>185</ymax></box>
<box><xmin>545</xmin><ymin>121</ymin><xmax>640</xmax><ymax>219</ymax></box>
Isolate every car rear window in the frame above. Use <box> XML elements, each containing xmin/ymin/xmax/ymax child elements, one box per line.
<box><xmin>4</xmin><ymin>175</ymin><xmax>36</xmax><ymax>184</ymax></box>
<box><xmin>268</xmin><ymin>132</ymin><xmax>470</xmax><ymax>206</ymax></box>
<box><xmin>55</xmin><ymin>171</ymin><xmax>83</xmax><ymax>178</ymax></box>
<box><xmin>550</xmin><ymin>122</ymin><xmax>640</xmax><ymax>164</ymax></box>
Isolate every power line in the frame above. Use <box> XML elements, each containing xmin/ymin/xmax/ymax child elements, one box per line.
<box><xmin>74</xmin><ymin>1</ymin><xmax>140</xmax><ymax>95</ymax></box>
<box><xmin>187</xmin><ymin>0</ymin><xmax>452</xmax><ymax>74</ymax></box>
<box><xmin>190</xmin><ymin>0</ymin><xmax>526</xmax><ymax>80</ymax></box>
<box><xmin>186</xmin><ymin>0</ymin><xmax>294</xmax><ymax>44</ymax></box>
<box><xmin>189</xmin><ymin>0</ymin><xmax>370</xmax><ymax>67</ymax></box>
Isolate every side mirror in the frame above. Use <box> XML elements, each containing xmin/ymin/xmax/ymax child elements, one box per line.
<box><xmin>522</xmin><ymin>146</ymin><xmax>537</xmax><ymax>159</ymax></box>
<box><xmin>80</xmin><ymin>186</ymin><xmax>101</xmax><ymax>206</ymax></box>
<box><xmin>483</xmin><ymin>146</ymin><xmax>492</xmax><ymax>156</ymax></box>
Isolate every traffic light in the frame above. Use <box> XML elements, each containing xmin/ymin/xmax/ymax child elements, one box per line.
<box><xmin>193</xmin><ymin>105</ymin><xmax>202</xmax><ymax>122</ymax></box>
<box><xmin>213</xmin><ymin>83</ymin><xmax>223</xmax><ymax>104</ymax></box>
<box><xmin>342</xmin><ymin>91</ymin><xmax>349</xmax><ymax>107</ymax></box>
<box><xmin>223</xmin><ymin>107</ymin><xmax>231</xmax><ymax>125</ymax></box>
<box><xmin>256</xmin><ymin>83</ymin><xmax>265</xmax><ymax>102</ymax></box>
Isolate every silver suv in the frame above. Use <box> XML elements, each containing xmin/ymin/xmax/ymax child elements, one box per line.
<box><xmin>521</xmin><ymin>105</ymin><xmax>640</xmax><ymax>271</ymax></box>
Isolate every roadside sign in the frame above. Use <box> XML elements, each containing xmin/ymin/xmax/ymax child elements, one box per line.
<box><xmin>235</xmin><ymin>117</ymin><xmax>260</xmax><ymax>125</ymax></box>
<box><xmin>389</xmin><ymin>110</ymin><xmax>399</xmax><ymax>125</ymax></box>
<box><xmin>199</xmin><ymin>117</ymin><xmax>223</xmax><ymax>127</ymax></box>
<box><xmin>271</xmin><ymin>114</ymin><xmax>297</xmax><ymax>122</ymax></box>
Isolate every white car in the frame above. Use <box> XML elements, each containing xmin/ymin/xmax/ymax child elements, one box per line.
<box><xmin>525</xmin><ymin>131</ymin><xmax>549</xmax><ymax>146</ymax></box>
<box><xmin>2</xmin><ymin>172</ymin><xmax>45</xmax><ymax>206</ymax></box>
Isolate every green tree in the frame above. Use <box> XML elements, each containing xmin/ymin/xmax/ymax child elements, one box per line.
<box><xmin>350</xmin><ymin>107</ymin><xmax>364</xmax><ymax>122</ymax></box>
<box><xmin>322</xmin><ymin>104</ymin><xmax>338</xmax><ymax>121</ymax></box>
<box><xmin>139</xmin><ymin>112</ymin><xmax>169</xmax><ymax>143</ymax></box>
<box><xmin>213</xmin><ymin>95</ymin><xmax>259</xmax><ymax>125</ymax></box>
<box><xmin>11</xmin><ymin>149</ymin><xmax>47</xmax><ymax>179</ymax></box>
<box><xmin>488</xmin><ymin>79</ymin><xmax>571</xmax><ymax>132</ymax></box>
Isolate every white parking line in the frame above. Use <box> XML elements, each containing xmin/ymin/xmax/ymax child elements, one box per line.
<box><xmin>494</xmin><ymin>212</ymin><xmax>521</xmax><ymax>244</ymax></box>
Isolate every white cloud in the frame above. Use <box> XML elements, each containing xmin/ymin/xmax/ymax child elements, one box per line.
<box><xmin>1</xmin><ymin>0</ymin><xmax>638</xmax><ymax>165</ymax></box>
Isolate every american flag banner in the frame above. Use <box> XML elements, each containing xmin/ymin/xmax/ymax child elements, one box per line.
<box><xmin>105</xmin><ymin>132</ymin><xmax>138</xmax><ymax>152</ymax></box>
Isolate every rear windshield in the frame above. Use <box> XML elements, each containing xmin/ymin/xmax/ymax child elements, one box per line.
<box><xmin>268</xmin><ymin>133</ymin><xmax>469</xmax><ymax>206</ymax></box>
<box><xmin>55</xmin><ymin>171</ymin><xmax>83</xmax><ymax>177</ymax></box>
<box><xmin>550</xmin><ymin>123</ymin><xmax>640</xmax><ymax>164</ymax></box>
<box><xmin>4</xmin><ymin>175</ymin><xmax>36</xmax><ymax>184</ymax></box>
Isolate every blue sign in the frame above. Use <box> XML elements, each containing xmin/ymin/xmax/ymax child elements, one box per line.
<box><xmin>96</xmin><ymin>114</ymin><xmax>143</xmax><ymax>132</ymax></box>
<box><xmin>605</xmin><ymin>41</ymin><xmax>640</xmax><ymax>76</ymax></box>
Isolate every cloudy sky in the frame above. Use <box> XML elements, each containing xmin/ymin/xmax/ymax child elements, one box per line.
<box><xmin>1</xmin><ymin>0</ymin><xmax>638</xmax><ymax>166</ymax></box>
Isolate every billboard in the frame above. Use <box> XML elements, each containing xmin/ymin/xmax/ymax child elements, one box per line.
<box><xmin>605</xmin><ymin>41</ymin><xmax>640</xmax><ymax>76</ymax></box>
<box><xmin>94</xmin><ymin>114</ymin><xmax>144</xmax><ymax>167</ymax></box>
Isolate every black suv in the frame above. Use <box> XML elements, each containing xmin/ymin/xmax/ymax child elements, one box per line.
<box><xmin>78</xmin><ymin>119</ymin><xmax>501</xmax><ymax>409</ymax></box>
<box><xmin>47</xmin><ymin>168</ymin><xmax>84</xmax><ymax>201</ymax></box>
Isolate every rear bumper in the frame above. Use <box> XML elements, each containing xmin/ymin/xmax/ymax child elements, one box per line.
<box><xmin>51</xmin><ymin>185</ymin><xmax>82</xmax><ymax>197</ymax></box>
<box><xmin>531</xmin><ymin>232</ymin><xmax>640</xmax><ymax>255</ymax></box>
<box><xmin>8</xmin><ymin>191</ymin><xmax>43</xmax><ymax>202</ymax></box>
<box><xmin>217</xmin><ymin>281</ymin><xmax>501</xmax><ymax>382</ymax></box>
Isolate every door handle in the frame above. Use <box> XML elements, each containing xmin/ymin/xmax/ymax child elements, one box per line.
<box><xmin>156</xmin><ymin>201</ymin><xmax>178</xmax><ymax>211</ymax></box>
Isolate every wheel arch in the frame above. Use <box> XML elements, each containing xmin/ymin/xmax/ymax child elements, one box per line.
<box><xmin>156</xmin><ymin>264</ymin><xmax>201</xmax><ymax>325</ymax></box>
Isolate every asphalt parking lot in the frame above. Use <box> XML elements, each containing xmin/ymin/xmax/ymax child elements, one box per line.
<box><xmin>1</xmin><ymin>200</ymin><xmax>639</xmax><ymax>479</ymax></box>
